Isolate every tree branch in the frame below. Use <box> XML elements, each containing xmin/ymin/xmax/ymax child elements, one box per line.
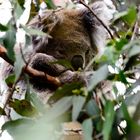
<box><xmin>0</xmin><ymin>45</ymin><xmax>62</xmax><ymax>87</ymax></box>
<box><xmin>131</xmin><ymin>5</ymin><xmax>140</xmax><ymax>41</ymax></box>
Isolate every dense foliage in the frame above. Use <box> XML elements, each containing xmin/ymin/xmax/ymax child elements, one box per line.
<box><xmin>0</xmin><ymin>0</ymin><xmax>140</xmax><ymax>140</ymax></box>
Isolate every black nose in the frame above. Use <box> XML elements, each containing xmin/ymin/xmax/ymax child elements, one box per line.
<box><xmin>71</xmin><ymin>55</ymin><xmax>84</xmax><ymax>71</ymax></box>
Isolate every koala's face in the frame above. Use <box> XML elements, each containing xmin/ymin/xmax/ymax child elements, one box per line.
<box><xmin>31</xmin><ymin>9</ymin><xmax>96</xmax><ymax>71</ymax></box>
<box><xmin>30</xmin><ymin>1</ymin><xmax>112</xmax><ymax>73</ymax></box>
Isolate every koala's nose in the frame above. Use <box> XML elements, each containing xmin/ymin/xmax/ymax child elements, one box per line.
<box><xmin>71</xmin><ymin>55</ymin><xmax>84</xmax><ymax>71</ymax></box>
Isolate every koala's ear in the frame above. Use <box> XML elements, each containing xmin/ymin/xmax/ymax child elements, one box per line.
<box><xmin>29</xmin><ymin>10</ymin><xmax>60</xmax><ymax>33</ymax></box>
<box><xmin>28</xmin><ymin>11</ymin><xmax>60</xmax><ymax>52</ymax></box>
<box><xmin>81</xmin><ymin>1</ymin><xmax>116</xmax><ymax>56</ymax></box>
<box><xmin>82</xmin><ymin>1</ymin><xmax>116</xmax><ymax>27</ymax></box>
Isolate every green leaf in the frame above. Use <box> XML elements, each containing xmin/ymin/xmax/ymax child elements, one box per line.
<box><xmin>46</xmin><ymin>96</ymin><xmax>72</xmax><ymax>121</ymax></box>
<box><xmin>0</xmin><ymin>37</ymin><xmax>3</xmax><ymax>43</ymax></box>
<box><xmin>121</xmin><ymin>102</ymin><xmax>140</xmax><ymax>133</ymax></box>
<box><xmin>21</xmin><ymin>25</ymin><xmax>51</xmax><ymax>38</ymax></box>
<box><xmin>17</xmin><ymin>0</ymin><xmax>25</xmax><ymax>9</ymax></box>
<box><xmin>26</xmin><ymin>92</ymin><xmax>46</xmax><ymax>113</ymax></box>
<box><xmin>3</xmin><ymin>29</ymin><xmax>16</xmax><ymax>61</ymax></box>
<box><xmin>15</xmin><ymin>1</ymin><xmax>24</xmax><ymax>20</ymax></box>
<box><xmin>122</xmin><ymin>7</ymin><xmax>137</xmax><ymax>26</ymax></box>
<box><xmin>125</xmin><ymin>92</ymin><xmax>140</xmax><ymax>107</ymax></box>
<box><xmin>2</xmin><ymin>119</ymin><xmax>34</xmax><ymax>137</ymax></box>
<box><xmin>48</xmin><ymin>82</ymin><xmax>83</xmax><ymax>104</ymax></box>
<box><xmin>121</xmin><ymin>102</ymin><xmax>131</xmax><ymax>129</ymax></box>
<box><xmin>115</xmin><ymin>38</ymin><xmax>128</xmax><ymax>51</ymax></box>
<box><xmin>85</xmin><ymin>99</ymin><xmax>100</xmax><ymax>117</ymax></box>
<box><xmin>88</xmin><ymin>65</ymin><xmax>109</xmax><ymax>91</ymax></box>
<box><xmin>82</xmin><ymin>119</ymin><xmax>93</xmax><ymax>140</ymax></box>
<box><xmin>72</xmin><ymin>96</ymin><xmax>85</xmax><ymax>121</ymax></box>
<box><xmin>133</xmin><ymin>101</ymin><xmax>140</xmax><ymax>121</ymax></box>
<box><xmin>113</xmin><ymin>7</ymin><xmax>136</xmax><ymax>26</ymax></box>
<box><xmin>14</xmin><ymin>51</ymin><xmax>25</xmax><ymax>80</ymax></box>
<box><xmin>113</xmin><ymin>11</ymin><xmax>128</xmax><ymax>22</ymax></box>
<box><xmin>99</xmin><ymin>46</ymin><xmax>120</xmax><ymax>64</ymax></box>
<box><xmin>51</xmin><ymin>59</ymin><xmax>73</xmax><ymax>70</ymax></box>
<box><xmin>45</xmin><ymin>0</ymin><xmax>56</xmax><ymax>9</ymax></box>
<box><xmin>5</xmin><ymin>74</ymin><xmax>16</xmax><ymax>88</ymax></box>
<box><xmin>0</xmin><ymin>23</ymin><xmax>8</xmax><ymax>31</ymax></box>
<box><xmin>9</xmin><ymin>99</ymin><xmax>38</xmax><ymax>117</ymax></box>
<box><xmin>118</xmin><ymin>70</ymin><xmax>128</xmax><ymax>84</ymax></box>
<box><xmin>102</xmin><ymin>101</ymin><xmax>115</xmax><ymax>140</ymax></box>
<box><xmin>128</xmin><ymin>44</ymin><xmax>140</xmax><ymax>58</ymax></box>
<box><xmin>0</xmin><ymin>107</ymin><xmax>6</xmax><ymax>115</ymax></box>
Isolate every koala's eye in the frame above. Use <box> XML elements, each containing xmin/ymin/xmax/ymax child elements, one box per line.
<box><xmin>71</xmin><ymin>55</ymin><xmax>84</xmax><ymax>71</ymax></box>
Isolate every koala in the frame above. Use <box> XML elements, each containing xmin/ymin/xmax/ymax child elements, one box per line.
<box><xmin>1</xmin><ymin>1</ymin><xmax>114</xmax><ymax>103</ymax></box>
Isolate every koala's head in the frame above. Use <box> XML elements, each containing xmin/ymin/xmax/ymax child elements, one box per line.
<box><xmin>29</xmin><ymin>1</ymin><xmax>114</xmax><ymax>71</ymax></box>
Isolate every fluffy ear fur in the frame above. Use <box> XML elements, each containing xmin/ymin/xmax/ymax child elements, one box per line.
<box><xmin>82</xmin><ymin>1</ymin><xmax>116</xmax><ymax>57</ymax></box>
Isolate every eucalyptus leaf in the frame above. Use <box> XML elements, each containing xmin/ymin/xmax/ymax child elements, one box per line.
<box><xmin>17</xmin><ymin>0</ymin><xmax>25</xmax><ymax>9</ymax></box>
<box><xmin>15</xmin><ymin>1</ymin><xmax>24</xmax><ymax>20</ymax></box>
<box><xmin>88</xmin><ymin>65</ymin><xmax>109</xmax><ymax>91</ymax></box>
<box><xmin>133</xmin><ymin>101</ymin><xmax>140</xmax><ymax>123</ymax></box>
<box><xmin>121</xmin><ymin>102</ymin><xmax>133</xmax><ymax>123</ymax></box>
<box><xmin>102</xmin><ymin>101</ymin><xmax>115</xmax><ymax>140</ymax></box>
<box><xmin>45</xmin><ymin>0</ymin><xmax>56</xmax><ymax>9</ymax></box>
<box><xmin>51</xmin><ymin>59</ymin><xmax>73</xmax><ymax>70</ymax></box>
<box><xmin>3</xmin><ymin>29</ymin><xmax>16</xmax><ymax>61</ymax></box>
<box><xmin>113</xmin><ymin>6</ymin><xmax>136</xmax><ymax>26</ymax></box>
<box><xmin>113</xmin><ymin>11</ymin><xmax>128</xmax><ymax>22</ymax></box>
<box><xmin>21</xmin><ymin>25</ymin><xmax>51</xmax><ymax>38</ymax></box>
<box><xmin>14</xmin><ymin>52</ymin><xmax>25</xmax><ymax>80</ymax></box>
<box><xmin>125</xmin><ymin>92</ymin><xmax>140</xmax><ymax>107</ymax></box>
<box><xmin>82</xmin><ymin>119</ymin><xmax>93</xmax><ymax>140</ymax></box>
<box><xmin>85</xmin><ymin>99</ymin><xmax>100</xmax><ymax>117</ymax></box>
<box><xmin>2</xmin><ymin>119</ymin><xmax>34</xmax><ymax>138</ymax></box>
<box><xmin>27</xmin><ymin>92</ymin><xmax>46</xmax><ymax>113</ymax></box>
<box><xmin>0</xmin><ymin>23</ymin><xmax>8</xmax><ymax>31</ymax></box>
<box><xmin>48</xmin><ymin>82</ymin><xmax>83</xmax><ymax>104</ymax></box>
<box><xmin>72</xmin><ymin>96</ymin><xmax>85</xmax><ymax>121</ymax></box>
<box><xmin>115</xmin><ymin>38</ymin><xmax>128</xmax><ymax>51</ymax></box>
<box><xmin>9</xmin><ymin>99</ymin><xmax>38</xmax><ymax>117</ymax></box>
<box><xmin>122</xmin><ymin>6</ymin><xmax>137</xmax><ymax>25</ymax></box>
<box><xmin>128</xmin><ymin>44</ymin><xmax>140</xmax><ymax>58</ymax></box>
<box><xmin>46</xmin><ymin>96</ymin><xmax>72</xmax><ymax>121</ymax></box>
<box><xmin>118</xmin><ymin>70</ymin><xmax>128</xmax><ymax>84</ymax></box>
<box><xmin>5</xmin><ymin>74</ymin><xmax>16</xmax><ymax>87</ymax></box>
<box><xmin>121</xmin><ymin>102</ymin><xmax>140</xmax><ymax>134</ymax></box>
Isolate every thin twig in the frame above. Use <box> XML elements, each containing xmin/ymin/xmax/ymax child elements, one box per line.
<box><xmin>131</xmin><ymin>21</ymin><xmax>138</xmax><ymax>41</ymax></box>
<box><xmin>131</xmin><ymin>6</ymin><xmax>140</xmax><ymax>41</ymax></box>
<box><xmin>2</xmin><ymin>75</ymin><xmax>22</xmax><ymax>112</ymax></box>
<box><xmin>79</xmin><ymin>0</ymin><xmax>114</xmax><ymax>40</ymax></box>
<box><xmin>19</xmin><ymin>43</ymin><xmax>28</xmax><ymax>65</ymax></box>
